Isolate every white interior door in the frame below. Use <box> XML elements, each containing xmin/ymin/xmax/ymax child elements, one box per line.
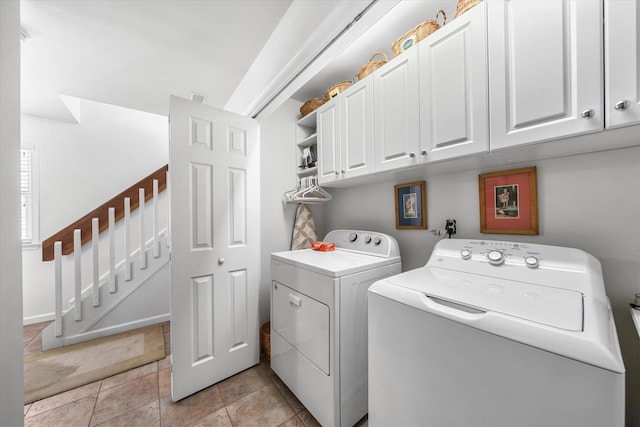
<box><xmin>169</xmin><ymin>95</ymin><xmax>260</xmax><ymax>401</ymax></box>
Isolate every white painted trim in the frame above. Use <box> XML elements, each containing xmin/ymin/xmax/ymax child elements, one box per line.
<box><xmin>226</xmin><ymin>0</ymin><xmax>397</xmax><ymax>117</ymax></box>
<box><xmin>23</xmin><ymin>313</ymin><xmax>55</xmax><ymax>326</ymax></box>
<box><xmin>46</xmin><ymin>314</ymin><xmax>170</xmax><ymax>348</ymax></box>
<box><xmin>68</xmin><ymin>228</ymin><xmax>168</xmax><ymax>305</ymax></box>
<box><xmin>254</xmin><ymin>0</ymin><xmax>401</xmax><ymax>119</ymax></box>
<box><xmin>79</xmin><ymin>256</ymin><xmax>170</xmax><ymax>333</ymax></box>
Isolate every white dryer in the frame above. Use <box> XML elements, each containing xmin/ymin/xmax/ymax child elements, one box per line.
<box><xmin>271</xmin><ymin>230</ymin><xmax>401</xmax><ymax>427</ymax></box>
<box><xmin>368</xmin><ymin>238</ymin><xmax>625</xmax><ymax>427</ymax></box>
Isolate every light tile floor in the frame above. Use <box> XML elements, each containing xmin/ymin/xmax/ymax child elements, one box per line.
<box><xmin>23</xmin><ymin>321</ymin><xmax>365</xmax><ymax>427</ymax></box>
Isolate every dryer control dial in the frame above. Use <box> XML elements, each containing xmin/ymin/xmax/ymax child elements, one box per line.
<box><xmin>349</xmin><ymin>233</ymin><xmax>358</xmax><ymax>242</ymax></box>
<box><xmin>373</xmin><ymin>236</ymin><xmax>382</xmax><ymax>246</ymax></box>
<box><xmin>487</xmin><ymin>250</ymin><xmax>505</xmax><ymax>265</ymax></box>
<box><xmin>525</xmin><ymin>256</ymin><xmax>539</xmax><ymax>269</ymax></box>
<box><xmin>460</xmin><ymin>249</ymin><xmax>472</xmax><ymax>260</ymax></box>
<box><xmin>364</xmin><ymin>236</ymin><xmax>372</xmax><ymax>244</ymax></box>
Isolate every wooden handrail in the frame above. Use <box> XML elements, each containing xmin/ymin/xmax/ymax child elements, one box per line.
<box><xmin>41</xmin><ymin>164</ymin><xmax>169</xmax><ymax>262</ymax></box>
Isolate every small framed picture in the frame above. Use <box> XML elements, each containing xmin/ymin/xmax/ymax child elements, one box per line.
<box><xmin>394</xmin><ymin>181</ymin><xmax>427</xmax><ymax>229</ymax></box>
<box><xmin>478</xmin><ymin>166</ymin><xmax>538</xmax><ymax>235</ymax></box>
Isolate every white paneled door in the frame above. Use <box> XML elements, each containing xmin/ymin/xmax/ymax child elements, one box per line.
<box><xmin>169</xmin><ymin>95</ymin><xmax>260</xmax><ymax>401</ymax></box>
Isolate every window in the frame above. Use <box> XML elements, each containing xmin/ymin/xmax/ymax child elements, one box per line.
<box><xmin>20</xmin><ymin>147</ymin><xmax>39</xmax><ymax>246</ymax></box>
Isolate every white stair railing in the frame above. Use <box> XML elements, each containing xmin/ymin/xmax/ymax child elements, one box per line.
<box><xmin>92</xmin><ymin>218</ymin><xmax>99</xmax><ymax>307</ymax></box>
<box><xmin>51</xmin><ymin>179</ymin><xmax>167</xmax><ymax>339</ymax></box>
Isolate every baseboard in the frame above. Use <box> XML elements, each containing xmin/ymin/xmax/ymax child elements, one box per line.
<box><xmin>45</xmin><ymin>313</ymin><xmax>170</xmax><ymax>349</ymax></box>
<box><xmin>67</xmin><ymin>313</ymin><xmax>171</xmax><ymax>345</ymax></box>
<box><xmin>23</xmin><ymin>313</ymin><xmax>55</xmax><ymax>326</ymax></box>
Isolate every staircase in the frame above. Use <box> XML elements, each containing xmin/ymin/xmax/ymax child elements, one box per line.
<box><xmin>41</xmin><ymin>167</ymin><xmax>171</xmax><ymax>350</ymax></box>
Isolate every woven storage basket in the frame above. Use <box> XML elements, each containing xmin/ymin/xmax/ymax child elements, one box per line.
<box><xmin>325</xmin><ymin>81</ymin><xmax>353</xmax><ymax>100</ymax></box>
<box><xmin>300</xmin><ymin>97</ymin><xmax>326</xmax><ymax>117</ymax></box>
<box><xmin>358</xmin><ymin>51</ymin><xmax>388</xmax><ymax>80</ymax></box>
<box><xmin>391</xmin><ymin>9</ymin><xmax>446</xmax><ymax>56</ymax></box>
<box><xmin>260</xmin><ymin>321</ymin><xmax>271</xmax><ymax>360</ymax></box>
<box><xmin>454</xmin><ymin>0</ymin><xmax>482</xmax><ymax>18</ymax></box>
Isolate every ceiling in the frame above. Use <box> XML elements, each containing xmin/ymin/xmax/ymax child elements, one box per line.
<box><xmin>20</xmin><ymin>0</ymin><xmax>458</xmax><ymax>122</ymax></box>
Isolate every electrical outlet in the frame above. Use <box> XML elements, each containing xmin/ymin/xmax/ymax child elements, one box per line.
<box><xmin>445</xmin><ymin>219</ymin><xmax>456</xmax><ymax>238</ymax></box>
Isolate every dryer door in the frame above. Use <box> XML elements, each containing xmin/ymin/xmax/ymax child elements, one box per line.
<box><xmin>272</xmin><ymin>281</ymin><xmax>330</xmax><ymax>374</ymax></box>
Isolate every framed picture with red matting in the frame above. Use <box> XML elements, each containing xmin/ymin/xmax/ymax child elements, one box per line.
<box><xmin>479</xmin><ymin>167</ymin><xmax>538</xmax><ymax>235</ymax></box>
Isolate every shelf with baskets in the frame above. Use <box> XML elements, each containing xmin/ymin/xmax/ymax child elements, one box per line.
<box><xmin>295</xmin><ymin>110</ymin><xmax>319</xmax><ymax>180</ymax></box>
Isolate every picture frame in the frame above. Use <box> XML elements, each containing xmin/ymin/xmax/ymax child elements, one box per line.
<box><xmin>478</xmin><ymin>166</ymin><xmax>538</xmax><ymax>235</ymax></box>
<box><xmin>394</xmin><ymin>181</ymin><xmax>427</xmax><ymax>229</ymax></box>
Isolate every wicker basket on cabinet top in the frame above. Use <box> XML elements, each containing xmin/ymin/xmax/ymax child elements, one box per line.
<box><xmin>454</xmin><ymin>0</ymin><xmax>483</xmax><ymax>18</ymax></box>
<box><xmin>325</xmin><ymin>81</ymin><xmax>353</xmax><ymax>100</ymax></box>
<box><xmin>358</xmin><ymin>51</ymin><xmax>388</xmax><ymax>80</ymax></box>
<box><xmin>300</xmin><ymin>97</ymin><xmax>326</xmax><ymax>117</ymax></box>
<box><xmin>391</xmin><ymin>9</ymin><xmax>446</xmax><ymax>56</ymax></box>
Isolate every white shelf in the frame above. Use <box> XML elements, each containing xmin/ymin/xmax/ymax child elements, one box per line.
<box><xmin>297</xmin><ymin>166</ymin><xmax>317</xmax><ymax>177</ymax></box>
<box><xmin>297</xmin><ymin>111</ymin><xmax>317</xmax><ymax>128</ymax></box>
<box><xmin>297</xmin><ymin>133</ymin><xmax>317</xmax><ymax>148</ymax></box>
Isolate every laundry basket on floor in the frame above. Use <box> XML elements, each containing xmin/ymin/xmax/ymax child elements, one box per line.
<box><xmin>260</xmin><ymin>321</ymin><xmax>271</xmax><ymax>360</ymax></box>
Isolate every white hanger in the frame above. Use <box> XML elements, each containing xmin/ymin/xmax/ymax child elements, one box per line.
<box><xmin>283</xmin><ymin>176</ymin><xmax>332</xmax><ymax>204</ymax></box>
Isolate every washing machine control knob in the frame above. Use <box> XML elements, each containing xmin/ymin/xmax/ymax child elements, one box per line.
<box><xmin>524</xmin><ymin>256</ymin><xmax>539</xmax><ymax>268</ymax></box>
<box><xmin>364</xmin><ymin>236</ymin><xmax>372</xmax><ymax>244</ymax></box>
<box><xmin>460</xmin><ymin>249</ymin><xmax>472</xmax><ymax>260</ymax></box>
<box><xmin>373</xmin><ymin>236</ymin><xmax>382</xmax><ymax>245</ymax></box>
<box><xmin>487</xmin><ymin>250</ymin><xmax>505</xmax><ymax>265</ymax></box>
<box><xmin>349</xmin><ymin>232</ymin><xmax>358</xmax><ymax>242</ymax></box>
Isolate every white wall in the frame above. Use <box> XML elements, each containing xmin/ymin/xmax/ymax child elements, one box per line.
<box><xmin>22</xmin><ymin>102</ymin><xmax>168</xmax><ymax>323</ymax></box>
<box><xmin>259</xmin><ymin>99</ymin><xmax>325</xmax><ymax>326</ymax></box>
<box><xmin>22</xmin><ymin>102</ymin><xmax>168</xmax><ymax>238</ymax></box>
<box><xmin>0</xmin><ymin>0</ymin><xmax>25</xmax><ymax>423</ymax></box>
<box><xmin>323</xmin><ymin>145</ymin><xmax>640</xmax><ymax>426</ymax></box>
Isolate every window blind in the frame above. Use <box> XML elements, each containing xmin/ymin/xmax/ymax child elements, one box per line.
<box><xmin>21</xmin><ymin>148</ymin><xmax>33</xmax><ymax>243</ymax></box>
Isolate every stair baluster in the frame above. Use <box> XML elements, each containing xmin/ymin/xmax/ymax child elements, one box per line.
<box><xmin>54</xmin><ymin>241</ymin><xmax>63</xmax><ymax>337</ymax></box>
<box><xmin>153</xmin><ymin>179</ymin><xmax>159</xmax><ymax>258</ymax></box>
<box><xmin>139</xmin><ymin>188</ymin><xmax>146</xmax><ymax>270</ymax></box>
<box><xmin>92</xmin><ymin>218</ymin><xmax>100</xmax><ymax>307</ymax></box>
<box><xmin>108</xmin><ymin>207</ymin><xmax>116</xmax><ymax>293</ymax></box>
<box><xmin>74</xmin><ymin>229</ymin><xmax>82</xmax><ymax>321</ymax></box>
<box><xmin>124</xmin><ymin>197</ymin><xmax>131</xmax><ymax>281</ymax></box>
<box><xmin>166</xmin><ymin>171</ymin><xmax>171</xmax><ymax>251</ymax></box>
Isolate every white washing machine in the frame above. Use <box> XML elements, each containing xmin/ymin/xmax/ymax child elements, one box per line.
<box><xmin>271</xmin><ymin>230</ymin><xmax>401</xmax><ymax>427</ymax></box>
<box><xmin>368</xmin><ymin>238</ymin><xmax>625</xmax><ymax>427</ymax></box>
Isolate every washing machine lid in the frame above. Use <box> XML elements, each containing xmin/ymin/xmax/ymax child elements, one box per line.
<box><xmin>373</xmin><ymin>266</ymin><xmax>625</xmax><ymax>373</ymax></box>
<box><xmin>272</xmin><ymin>248</ymin><xmax>400</xmax><ymax>277</ymax></box>
<box><xmin>386</xmin><ymin>266</ymin><xmax>583</xmax><ymax>331</ymax></box>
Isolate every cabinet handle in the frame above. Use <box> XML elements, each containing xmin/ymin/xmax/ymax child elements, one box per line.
<box><xmin>421</xmin><ymin>150</ymin><xmax>427</xmax><ymax>156</ymax></box>
<box><xmin>581</xmin><ymin>109</ymin><xmax>594</xmax><ymax>119</ymax></box>
<box><xmin>218</xmin><ymin>257</ymin><xmax>225</xmax><ymax>265</ymax></box>
<box><xmin>614</xmin><ymin>101</ymin><xmax>628</xmax><ymax>111</ymax></box>
<box><xmin>289</xmin><ymin>294</ymin><xmax>302</xmax><ymax>307</ymax></box>
<box><xmin>334</xmin><ymin>171</ymin><xmax>339</xmax><ymax>175</ymax></box>
<box><xmin>409</xmin><ymin>152</ymin><xmax>416</xmax><ymax>158</ymax></box>
<box><xmin>341</xmin><ymin>170</ymin><xmax>345</xmax><ymax>174</ymax></box>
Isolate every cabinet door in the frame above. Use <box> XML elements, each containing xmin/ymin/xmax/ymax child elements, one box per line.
<box><xmin>340</xmin><ymin>76</ymin><xmax>374</xmax><ymax>179</ymax></box>
<box><xmin>374</xmin><ymin>47</ymin><xmax>420</xmax><ymax>172</ymax></box>
<box><xmin>419</xmin><ymin>1</ymin><xmax>488</xmax><ymax>162</ymax></box>
<box><xmin>605</xmin><ymin>0</ymin><xmax>640</xmax><ymax>129</ymax></box>
<box><xmin>488</xmin><ymin>0</ymin><xmax>603</xmax><ymax>150</ymax></box>
<box><xmin>317</xmin><ymin>99</ymin><xmax>340</xmax><ymax>184</ymax></box>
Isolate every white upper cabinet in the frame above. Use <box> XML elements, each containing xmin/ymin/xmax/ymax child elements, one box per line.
<box><xmin>317</xmin><ymin>76</ymin><xmax>375</xmax><ymax>186</ymax></box>
<box><xmin>374</xmin><ymin>46</ymin><xmax>421</xmax><ymax>173</ymax></box>
<box><xmin>340</xmin><ymin>75</ymin><xmax>375</xmax><ymax>180</ymax></box>
<box><xmin>419</xmin><ymin>2</ymin><xmax>489</xmax><ymax>162</ymax></box>
<box><xmin>316</xmin><ymin>99</ymin><xmax>340</xmax><ymax>184</ymax></box>
<box><xmin>488</xmin><ymin>0</ymin><xmax>603</xmax><ymax>150</ymax></box>
<box><xmin>605</xmin><ymin>0</ymin><xmax>640</xmax><ymax>129</ymax></box>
